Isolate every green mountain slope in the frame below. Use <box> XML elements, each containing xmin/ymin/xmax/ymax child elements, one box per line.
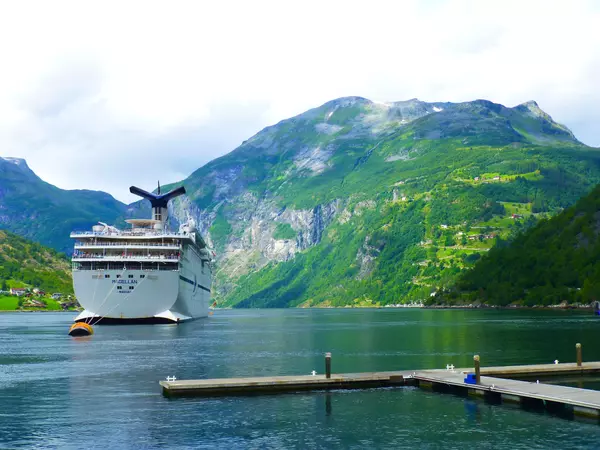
<box><xmin>0</xmin><ymin>157</ymin><xmax>128</xmax><ymax>253</ymax></box>
<box><xmin>435</xmin><ymin>184</ymin><xmax>600</xmax><ymax>306</ymax></box>
<box><xmin>0</xmin><ymin>229</ymin><xmax>72</xmax><ymax>294</ymax></box>
<box><xmin>158</xmin><ymin>96</ymin><xmax>600</xmax><ymax>307</ymax></box>
<box><xmin>178</xmin><ymin>98</ymin><xmax>579</xmax><ymax>212</ymax></box>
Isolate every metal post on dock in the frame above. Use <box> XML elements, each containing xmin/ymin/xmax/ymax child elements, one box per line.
<box><xmin>325</xmin><ymin>352</ymin><xmax>332</xmax><ymax>379</ymax></box>
<box><xmin>474</xmin><ymin>355</ymin><xmax>481</xmax><ymax>384</ymax></box>
<box><xmin>576</xmin><ymin>343</ymin><xmax>582</xmax><ymax>367</ymax></box>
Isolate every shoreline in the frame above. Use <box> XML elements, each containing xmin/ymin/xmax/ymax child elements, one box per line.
<box><xmin>1</xmin><ymin>305</ymin><xmax>595</xmax><ymax>312</ymax></box>
<box><xmin>0</xmin><ymin>309</ymin><xmax>79</xmax><ymax>313</ymax></box>
<box><xmin>422</xmin><ymin>304</ymin><xmax>594</xmax><ymax>310</ymax></box>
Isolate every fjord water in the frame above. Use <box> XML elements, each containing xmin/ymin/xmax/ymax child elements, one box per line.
<box><xmin>1</xmin><ymin>309</ymin><xmax>600</xmax><ymax>449</ymax></box>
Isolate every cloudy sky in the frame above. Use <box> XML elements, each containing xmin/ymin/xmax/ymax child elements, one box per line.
<box><xmin>0</xmin><ymin>0</ymin><xmax>598</xmax><ymax>203</ymax></box>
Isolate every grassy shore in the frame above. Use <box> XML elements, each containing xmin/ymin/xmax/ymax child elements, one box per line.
<box><xmin>0</xmin><ymin>295</ymin><xmax>77</xmax><ymax>311</ymax></box>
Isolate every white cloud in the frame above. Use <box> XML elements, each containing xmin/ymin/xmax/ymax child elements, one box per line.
<box><xmin>0</xmin><ymin>0</ymin><xmax>598</xmax><ymax>202</ymax></box>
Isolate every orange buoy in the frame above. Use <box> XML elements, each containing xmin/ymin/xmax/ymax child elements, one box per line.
<box><xmin>68</xmin><ymin>322</ymin><xmax>94</xmax><ymax>337</ymax></box>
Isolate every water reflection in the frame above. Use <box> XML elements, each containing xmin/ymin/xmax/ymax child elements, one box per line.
<box><xmin>464</xmin><ymin>399</ymin><xmax>481</xmax><ymax>423</ymax></box>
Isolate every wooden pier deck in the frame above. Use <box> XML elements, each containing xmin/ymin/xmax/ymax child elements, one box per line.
<box><xmin>160</xmin><ymin>362</ymin><xmax>600</xmax><ymax>397</ymax></box>
<box><xmin>160</xmin><ymin>371</ymin><xmax>411</xmax><ymax>397</ymax></box>
<box><xmin>415</xmin><ymin>369</ymin><xmax>600</xmax><ymax>419</ymax></box>
<box><xmin>160</xmin><ymin>361</ymin><xmax>600</xmax><ymax>420</ymax></box>
<box><xmin>476</xmin><ymin>361</ymin><xmax>600</xmax><ymax>378</ymax></box>
<box><xmin>161</xmin><ymin>361</ymin><xmax>600</xmax><ymax>420</ymax></box>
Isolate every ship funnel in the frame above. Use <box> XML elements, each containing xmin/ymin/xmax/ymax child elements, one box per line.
<box><xmin>129</xmin><ymin>185</ymin><xmax>186</xmax><ymax>208</ymax></box>
<box><xmin>130</xmin><ymin>184</ymin><xmax>186</xmax><ymax>224</ymax></box>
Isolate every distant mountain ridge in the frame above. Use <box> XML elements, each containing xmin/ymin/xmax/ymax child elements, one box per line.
<box><xmin>167</xmin><ymin>97</ymin><xmax>581</xmax><ymax>212</ymax></box>
<box><xmin>0</xmin><ymin>156</ymin><xmax>128</xmax><ymax>253</ymax></box>
<box><xmin>1</xmin><ymin>96</ymin><xmax>598</xmax><ymax>308</ymax></box>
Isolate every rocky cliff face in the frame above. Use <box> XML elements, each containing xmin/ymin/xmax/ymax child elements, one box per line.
<box><xmin>168</xmin><ymin>191</ymin><xmax>341</xmax><ymax>277</ymax></box>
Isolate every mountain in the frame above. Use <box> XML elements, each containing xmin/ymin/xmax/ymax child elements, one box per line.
<box><xmin>437</xmin><ymin>183</ymin><xmax>600</xmax><ymax>306</ymax></box>
<box><xmin>0</xmin><ymin>229</ymin><xmax>72</xmax><ymax>293</ymax></box>
<box><xmin>0</xmin><ymin>157</ymin><xmax>128</xmax><ymax>253</ymax></box>
<box><xmin>156</xmin><ymin>96</ymin><xmax>600</xmax><ymax>307</ymax></box>
<box><xmin>3</xmin><ymin>97</ymin><xmax>600</xmax><ymax>308</ymax></box>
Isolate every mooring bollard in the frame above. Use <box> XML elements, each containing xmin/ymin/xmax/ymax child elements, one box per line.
<box><xmin>325</xmin><ymin>352</ymin><xmax>332</xmax><ymax>379</ymax></box>
<box><xmin>474</xmin><ymin>355</ymin><xmax>481</xmax><ymax>384</ymax></box>
<box><xmin>576</xmin><ymin>343</ymin><xmax>582</xmax><ymax>367</ymax></box>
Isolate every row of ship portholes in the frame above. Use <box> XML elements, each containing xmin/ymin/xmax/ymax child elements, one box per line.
<box><xmin>103</xmin><ymin>274</ymin><xmax>146</xmax><ymax>279</ymax></box>
<box><xmin>116</xmin><ymin>286</ymin><xmax>135</xmax><ymax>290</ymax></box>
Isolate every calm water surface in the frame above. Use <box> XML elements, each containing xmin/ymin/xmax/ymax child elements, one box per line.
<box><xmin>1</xmin><ymin>309</ymin><xmax>600</xmax><ymax>449</ymax></box>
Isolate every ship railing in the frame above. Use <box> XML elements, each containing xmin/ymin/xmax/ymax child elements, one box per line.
<box><xmin>74</xmin><ymin>242</ymin><xmax>182</xmax><ymax>248</ymax></box>
<box><xmin>72</xmin><ymin>254</ymin><xmax>180</xmax><ymax>261</ymax></box>
<box><xmin>73</xmin><ymin>265</ymin><xmax>179</xmax><ymax>271</ymax></box>
<box><xmin>70</xmin><ymin>230</ymin><xmax>190</xmax><ymax>238</ymax></box>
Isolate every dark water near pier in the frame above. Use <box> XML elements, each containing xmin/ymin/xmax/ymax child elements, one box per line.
<box><xmin>1</xmin><ymin>309</ymin><xmax>600</xmax><ymax>449</ymax></box>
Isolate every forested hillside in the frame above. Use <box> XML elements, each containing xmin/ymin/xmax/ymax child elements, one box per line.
<box><xmin>0</xmin><ymin>229</ymin><xmax>72</xmax><ymax>293</ymax></box>
<box><xmin>435</xmin><ymin>184</ymin><xmax>600</xmax><ymax>306</ymax></box>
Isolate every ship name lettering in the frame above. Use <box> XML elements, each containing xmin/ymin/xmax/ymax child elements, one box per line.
<box><xmin>112</xmin><ymin>279</ymin><xmax>138</xmax><ymax>284</ymax></box>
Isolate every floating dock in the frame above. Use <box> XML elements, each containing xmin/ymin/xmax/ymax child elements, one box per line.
<box><xmin>160</xmin><ymin>360</ymin><xmax>600</xmax><ymax>420</ymax></box>
<box><xmin>160</xmin><ymin>371</ymin><xmax>410</xmax><ymax>397</ymax></box>
<box><xmin>160</xmin><ymin>361</ymin><xmax>600</xmax><ymax>397</ymax></box>
<box><xmin>476</xmin><ymin>361</ymin><xmax>600</xmax><ymax>378</ymax></box>
<box><xmin>416</xmin><ymin>369</ymin><xmax>600</xmax><ymax>419</ymax></box>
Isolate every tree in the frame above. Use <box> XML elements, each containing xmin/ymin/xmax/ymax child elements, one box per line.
<box><xmin>581</xmin><ymin>279</ymin><xmax>600</xmax><ymax>303</ymax></box>
<box><xmin>444</xmin><ymin>234</ymin><xmax>456</xmax><ymax>247</ymax></box>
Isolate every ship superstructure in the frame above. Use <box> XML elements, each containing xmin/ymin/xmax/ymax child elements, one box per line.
<box><xmin>71</xmin><ymin>184</ymin><xmax>212</xmax><ymax>323</ymax></box>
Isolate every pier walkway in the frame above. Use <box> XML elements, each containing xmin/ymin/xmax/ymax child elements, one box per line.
<box><xmin>160</xmin><ymin>371</ymin><xmax>410</xmax><ymax>397</ymax></box>
<box><xmin>416</xmin><ymin>368</ymin><xmax>600</xmax><ymax>419</ymax></box>
<box><xmin>160</xmin><ymin>361</ymin><xmax>600</xmax><ymax>420</ymax></box>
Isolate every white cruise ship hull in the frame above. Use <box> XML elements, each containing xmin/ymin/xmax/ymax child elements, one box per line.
<box><xmin>74</xmin><ymin>269</ymin><xmax>210</xmax><ymax>323</ymax></box>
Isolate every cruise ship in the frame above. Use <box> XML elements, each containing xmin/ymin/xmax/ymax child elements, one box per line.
<box><xmin>70</xmin><ymin>184</ymin><xmax>212</xmax><ymax>324</ymax></box>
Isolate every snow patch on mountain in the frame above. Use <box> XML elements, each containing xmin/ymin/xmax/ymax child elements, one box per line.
<box><xmin>293</xmin><ymin>146</ymin><xmax>333</xmax><ymax>175</ymax></box>
<box><xmin>315</xmin><ymin>123</ymin><xmax>343</xmax><ymax>135</ymax></box>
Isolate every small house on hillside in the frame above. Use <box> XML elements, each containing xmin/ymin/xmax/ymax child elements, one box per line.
<box><xmin>51</xmin><ymin>293</ymin><xmax>62</xmax><ymax>300</ymax></box>
<box><xmin>10</xmin><ymin>288</ymin><xmax>27</xmax><ymax>296</ymax></box>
